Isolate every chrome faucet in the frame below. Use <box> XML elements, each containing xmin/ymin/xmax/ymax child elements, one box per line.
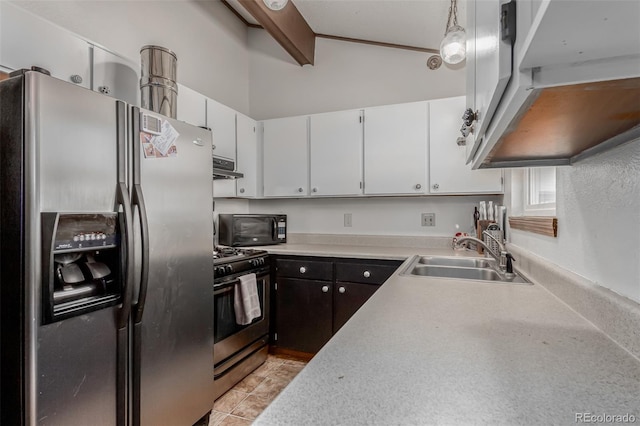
<box><xmin>454</xmin><ymin>231</ymin><xmax>515</xmax><ymax>275</ymax></box>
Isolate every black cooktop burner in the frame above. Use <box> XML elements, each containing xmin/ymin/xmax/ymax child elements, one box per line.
<box><xmin>213</xmin><ymin>246</ymin><xmax>240</xmax><ymax>258</ymax></box>
<box><xmin>213</xmin><ymin>246</ymin><xmax>267</xmax><ymax>263</ymax></box>
<box><xmin>213</xmin><ymin>247</ymin><xmax>270</xmax><ymax>282</ymax></box>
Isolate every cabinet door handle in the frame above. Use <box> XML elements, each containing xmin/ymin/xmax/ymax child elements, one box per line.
<box><xmin>98</xmin><ymin>86</ymin><xmax>111</xmax><ymax>95</ymax></box>
<box><xmin>415</xmin><ymin>184</ymin><xmax>422</xmax><ymax>190</ymax></box>
<box><xmin>299</xmin><ymin>266</ymin><xmax>306</xmax><ymax>274</ymax></box>
<box><xmin>239</xmin><ymin>188</ymin><xmax>245</xmax><ymax>193</ymax></box>
<box><xmin>338</xmin><ymin>286</ymin><xmax>346</xmax><ymax>294</ymax></box>
<box><xmin>212</xmin><ymin>144</ymin><xmax>216</xmax><ymax>150</ymax></box>
<box><xmin>70</xmin><ymin>74</ymin><xmax>83</xmax><ymax>84</ymax></box>
<box><xmin>298</xmin><ymin>187</ymin><xmax>304</xmax><ymax>193</ymax></box>
<box><xmin>363</xmin><ymin>271</ymin><xmax>371</xmax><ymax>278</ymax></box>
<box><xmin>321</xmin><ymin>285</ymin><xmax>329</xmax><ymax>293</ymax></box>
<box><xmin>432</xmin><ymin>183</ymin><xmax>439</xmax><ymax>190</ymax></box>
<box><xmin>312</xmin><ymin>187</ymin><xmax>318</xmax><ymax>193</ymax></box>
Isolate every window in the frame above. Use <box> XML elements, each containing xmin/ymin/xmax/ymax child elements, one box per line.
<box><xmin>507</xmin><ymin>167</ymin><xmax>558</xmax><ymax>237</ymax></box>
<box><xmin>526</xmin><ymin>167</ymin><xmax>556</xmax><ymax>213</ymax></box>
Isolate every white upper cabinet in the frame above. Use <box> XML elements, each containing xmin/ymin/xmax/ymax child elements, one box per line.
<box><xmin>467</xmin><ymin>0</ymin><xmax>639</xmax><ymax>169</ymax></box>
<box><xmin>363</xmin><ymin>102</ymin><xmax>428</xmax><ymax>195</ymax></box>
<box><xmin>263</xmin><ymin>116</ymin><xmax>308</xmax><ymax>197</ymax></box>
<box><xmin>176</xmin><ymin>84</ymin><xmax>207</xmax><ymax>128</ymax></box>
<box><xmin>309</xmin><ymin>110</ymin><xmax>363</xmax><ymax>196</ymax></box>
<box><xmin>207</xmin><ymin>99</ymin><xmax>237</xmax><ymax>161</ymax></box>
<box><xmin>464</xmin><ymin>0</ymin><xmax>515</xmax><ymax>163</ymax></box>
<box><xmin>0</xmin><ymin>2</ymin><xmax>90</xmax><ymax>88</ymax></box>
<box><xmin>236</xmin><ymin>114</ymin><xmax>259</xmax><ymax>198</ymax></box>
<box><xmin>92</xmin><ymin>45</ymin><xmax>139</xmax><ymax>106</ymax></box>
<box><xmin>429</xmin><ymin>97</ymin><xmax>502</xmax><ymax>194</ymax></box>
<box><xmin>520</xmin><ymin>0</ymin><xmax>640</xmax><ymax>70</ymax></box>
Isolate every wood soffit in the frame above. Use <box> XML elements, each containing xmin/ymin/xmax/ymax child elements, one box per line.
<box><xmin>487</xmin><ymin>77</ymin><xmax>640</xmax><ymax>164</ymax></box>
<box><xmin>222</xmin><ymin>0</ymin><xmax>440</xmax><ymax>65</ymax></box>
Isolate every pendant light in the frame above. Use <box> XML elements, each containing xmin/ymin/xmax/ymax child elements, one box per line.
<box><xmin>439</xmin><ymin>0</ymin><xmax>466</xmax><ymax>65</ymax></box>
<box><xmin>263</xmin><ymin>0</ymin><xmax>288</xmax><ymax>11</ymax></box>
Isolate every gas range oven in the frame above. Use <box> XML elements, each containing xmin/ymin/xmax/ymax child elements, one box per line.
<box><xmin>213</xmin><ymin>247</ymin><xmax>270</xmax><ymax>400</ymax></box>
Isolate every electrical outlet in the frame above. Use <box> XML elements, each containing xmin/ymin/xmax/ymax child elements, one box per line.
<box><xmin>421</xmin><ymin>213</ymin><xmax>435</xmax><ymax>227</ymax></box>
<box><xmin>344</xmin><ymin>213</ymin><xmax>352</xmax><ymax>227</ymax></box>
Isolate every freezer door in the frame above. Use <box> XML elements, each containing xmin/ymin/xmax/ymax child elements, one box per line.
<box><xmin>26</xmin><ymin>72</ymin><xmax>123</xmax><ymax>425</ymax></box>
<box><xmin>132</xmin><ymin>109</ymin><xmax>215</xmax><ymax>425</ymax></box>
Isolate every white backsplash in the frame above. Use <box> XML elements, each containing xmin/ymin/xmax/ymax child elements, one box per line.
<box><xmin>247</xmin><ymin>196</ymin><xmax>503</xmax><ymax>237</ymax></box>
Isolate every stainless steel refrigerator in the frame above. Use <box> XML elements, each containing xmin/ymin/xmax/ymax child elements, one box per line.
<box><xmin>0</xmin><ymin>70</ymin><xmax>215</xmax><ymax>425</ymax></box>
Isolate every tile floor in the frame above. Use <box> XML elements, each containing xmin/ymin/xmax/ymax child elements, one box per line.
<box><xmin>208</xmin><ymin>354</ymin><xmax>308</xmax><ymax>425</ymax></box>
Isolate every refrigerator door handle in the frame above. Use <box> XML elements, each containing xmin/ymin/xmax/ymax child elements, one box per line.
<box><xmin>132</xmin><ymin>184</ymin><xmax>150</xmax><ymax>324</ymax></box>
<box><xmin>116</xmin><ymin>181</ymin><xmax>135</xmax><ymax>329</ymax></box>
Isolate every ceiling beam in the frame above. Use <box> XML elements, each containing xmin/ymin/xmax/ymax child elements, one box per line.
<box><xmin>316</xmin><ymin>33</ymin><xmax>440</xmax><ymax>55</ymax></box>
<box><xmin>238</xmin><ymin>0</ymin><xmax>315</xmax><ymax>66</ymax></box>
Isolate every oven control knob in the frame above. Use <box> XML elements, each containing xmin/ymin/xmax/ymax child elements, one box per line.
<box><xmin>225</xmin><ymin>265</ymin><xmax>234</xmax><ymax>274</ymax></box>
<box><xmin>299</xmin><ymin>266</ymin><xmax>306</xmax><ymax>274</ymax></box>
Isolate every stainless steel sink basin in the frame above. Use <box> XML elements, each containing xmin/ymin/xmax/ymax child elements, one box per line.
<box><xmin>402</xmin><ymin>256</ymin><xmax>530</xmax><ymax>284</ymax></box>
<box><xmin>418</xmin><ymin>256</ymin><xmax>493</xmax><ymax>268</ymax></box>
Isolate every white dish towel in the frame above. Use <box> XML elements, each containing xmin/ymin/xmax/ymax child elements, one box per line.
<box><xmin>234</xmin><ymin>273</ymin><xmax>261</xmax><ymax>325</ymax></box>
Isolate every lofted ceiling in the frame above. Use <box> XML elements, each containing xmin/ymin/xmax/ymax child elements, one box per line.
<box><xmin>224</xmin><ymin>0</ymin><xmax>466</xmax><ymax>55</ymax></box>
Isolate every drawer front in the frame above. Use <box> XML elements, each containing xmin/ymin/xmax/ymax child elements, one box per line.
<box><xmin>335</xmin><ymin>262</ymin><xmax>399</xmax><ymax>285</ymax></box>
<box><xmin>276</xmin><ymin>259</ymin><xmax>333</xmax><ymax>281</ymax></box>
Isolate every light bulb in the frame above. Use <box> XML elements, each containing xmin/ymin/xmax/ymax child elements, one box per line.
<box><xmin>263</xmin><ymin>0</ymin><xmax>288</xmax><ymax>11</ymax></box>
<box><xmin>440</xmin><ymin>25</ymin><xmax>466</xmax><ymax>65</ymax></box>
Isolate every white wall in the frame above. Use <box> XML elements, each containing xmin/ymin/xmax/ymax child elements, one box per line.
<box><xmin>13</xmin><ymin>0</ymin><xmax>251</xmax><ymax>114</ymax></box>
<box><xmin>248</xmin><ymin>196</ymin><xmax>502</xmax><ymax>237</ymax></box>
<box><xmin>508</xmin><ymin>140</ymin><xmax>640</xmax><ymax>303</ymax></box>
<box><xmin>248</xmin><ymin>29</ymin><xmax>466</xmax><ymax>120</ymax></box>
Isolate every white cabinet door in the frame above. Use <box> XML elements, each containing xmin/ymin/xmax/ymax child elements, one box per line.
<box><xmin>363</xmin><ymin>102</ymin><xmax>428</xmax><ymax>195</ymax></box>
<box><xmin>236</xmin><ymin>114</ymin><xmax>259</xmax><ymax>198</ymax></box>
<box><xmin>466</xmin><ymin>0</ymin><xmax>514</xmax><ymax>162</ymax></box>
<box><xmin>429</xmin><ymin>97</ymin><xmax>503</xmax><ymax>194</ymax></box>
<box><xmin>92</xmin><ymin>45</ymin><xmax>139</xmax><ymax>106</ymax></box>
<box><xmin>207</xmin><ymin>99</ymin><xmax>236</xmax><ymax>161</ymax></box>
<box><xmin>263</xmin><ymin>116</ymin><xmax>308</xmax><ymax>197</ymax></box>
<box><xmin>177</xmin><ymin>84</ymin><xmax>207</xmax><ymax>128</ymax></box>
<box><xmin>0</xmin><ymin>3</ymin><xmax>91</xmax><ymax>88</ymax></box>
<box><xmin>309</xmin><ymin>110</ymin><xmax>363</xmax><ymax>196</ymax></box>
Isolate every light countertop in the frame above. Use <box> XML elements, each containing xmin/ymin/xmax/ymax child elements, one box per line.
<box><xmin>253</xmin><ymin>244</ymin><xmax>640</xmax><ymax>425</ymax></box>
<box><xmin>244</xmin><ymin>242</ymin><xmax>477</xmax><ymax>261</ymax></box>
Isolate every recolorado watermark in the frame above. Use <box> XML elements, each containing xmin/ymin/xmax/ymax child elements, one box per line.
<box><xmin>576</xmin><ymin>413</ymin><xmax>636</xmax><ymax>423</ymax></box>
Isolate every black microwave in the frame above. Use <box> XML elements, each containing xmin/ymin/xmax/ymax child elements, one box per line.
<box><xmin>218</xmin><ymin>214</ymin><xmax>287</xmax><ymax>246</ymax></box>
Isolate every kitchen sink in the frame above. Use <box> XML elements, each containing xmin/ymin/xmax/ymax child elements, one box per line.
<box><xmin>418</xmin><ymin>256</ymin><xmax>493</xmax><ymax>268</ymax></box>
<box><xmin>402</xmin><ymin>256</ymin><xmax>530</xmax><ymax>284</ymax></box>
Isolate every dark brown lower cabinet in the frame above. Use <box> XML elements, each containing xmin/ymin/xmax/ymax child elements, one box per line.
<box><xmin>272</xmin><ymin>256</ymin><xmax>402</xmax><ymax>355</ymax></box>
<box><xmin>275</xmin><ymin>277</ymin><xmax>333</xmax><ymax>353</ymax></box>
<box><xmin>333</xmin><ymin>282</ymin><xmax>378</xmax><ymax>333</ymax></box>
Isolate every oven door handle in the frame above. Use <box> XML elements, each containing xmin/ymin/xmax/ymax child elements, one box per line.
<box><xmin>214</xmin><ymin>281</ymin><xmax>238</xmax><ymax>296</ymax></box>
<box><xmin>214</xmin><ymin>270</ymin><xmax>269</xmax><ymax>295</ymax></box>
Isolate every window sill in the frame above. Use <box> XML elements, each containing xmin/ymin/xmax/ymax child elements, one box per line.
<box><xmin>509</xmin><ymin>216</ymin><xmax>558</xmax><ymax>237</ymax></box>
